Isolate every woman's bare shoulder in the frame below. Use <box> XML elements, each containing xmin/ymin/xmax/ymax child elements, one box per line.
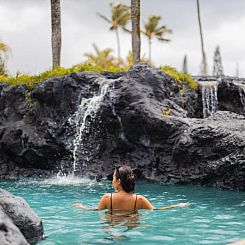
<box><xmin>136</xmin><ymin>194</ymin><xmax>154</xmax><ymax>209</ymax></box>
<box><xmin>101</xmin><ymin>193</ymin><xmax>111</xmax><ymax>199</ymax></box>
<box><xmin>137</xmin><ymin>194</ymin><xmax>147</xmax><ymax>200</ymax></box>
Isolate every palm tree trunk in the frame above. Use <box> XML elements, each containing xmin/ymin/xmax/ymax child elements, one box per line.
<box><xmin>131</xmin><ymin>0</ymin><xmax>141</xmax><ymax>64</ymax></box>
<box><xmin>182</xmin><ymin>55</ymin><xmax>188</xmax><ymax>73</ymax></box>
<box><xmin>196</xmin><ymin>0</ymin><xmax>207</xmax><ymax>75</ymax></box>
<box><xmin>148</xmin><ymin>38</ymin><xmax>152</xmax><ymax>64</ymax></box>
<box><xmin>51</xmin><ymin>0</ymin><xmax>61</xmax><ymax>68</ymax></box>
<box><xmin>115</xmin><ymin>28</ymin><xmax>121</xmax><ymax>61</ymax></box>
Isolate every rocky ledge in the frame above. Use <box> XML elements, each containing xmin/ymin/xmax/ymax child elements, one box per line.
<box><xmin>0</xmin><ymin>64</ymin><xmax>244</xmax><ymax>190</ymax></box>
<box><xmin>0</xmin><ymin>188</ymin><xmax>44</xmax><ymax>244</ymax></box>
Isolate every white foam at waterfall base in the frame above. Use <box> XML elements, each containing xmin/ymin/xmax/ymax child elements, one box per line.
<box><xmin>67</xmin><ymin>77</ymin><xmax>113</xmax><ymax>174</ymax></box>
<box><xmin>17</xmin><ymin>175</ymin><xmax>96</xmax><ymax>186</ymax></box>
<box><xmin>41</xmin><ymin>175</ymin><xmax>94</xmax><ymax>186</ymax></box>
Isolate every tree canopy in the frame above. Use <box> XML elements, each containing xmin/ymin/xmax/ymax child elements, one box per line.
<box><xmin>141</xmin><ymin>15</ymin><xmax>172</xmax><ymax>63</ymax></box>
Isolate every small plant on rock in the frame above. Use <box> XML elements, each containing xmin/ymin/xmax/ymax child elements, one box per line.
<box><xmin>160</xmin><ymin>66</ymin><xmax>197</xmax><ymax>90</ymax></box>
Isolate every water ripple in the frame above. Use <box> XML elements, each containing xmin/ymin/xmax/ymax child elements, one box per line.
<box><xmin>1</xmin><ymin>179</ymin><xmax>244</xmax><ymax>245</ymax></box>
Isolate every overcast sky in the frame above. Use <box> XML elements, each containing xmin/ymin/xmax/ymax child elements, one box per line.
<box><xmin>0</xmin><ymin>0</ymin><xmax>244</xmax><ymax>77</ymax></box>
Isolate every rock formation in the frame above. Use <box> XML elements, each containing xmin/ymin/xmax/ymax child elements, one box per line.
<box><xmin>0</xmin><ymin>64</ymin><xmax>244</xmax><ymax>190</ymax></box>
<box><xmin>0</xmin><ymin>189</ymin><xmax>44</xmax><ymax>244</ymax></box>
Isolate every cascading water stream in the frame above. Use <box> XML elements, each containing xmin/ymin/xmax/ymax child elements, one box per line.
<box><xmin>199</xmin><ymin>81</ymin><xmax>218</xmax><ymax>118</ymax></box>
<box><xmin>68</xmin><ymin>78</ymin><xmax>112</xmax><ymax>175</ymax></box>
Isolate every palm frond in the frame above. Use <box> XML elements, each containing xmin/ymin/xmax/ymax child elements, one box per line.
<box><xmin>84</xmin><ymin>43</ymin><xmax>116</xmax><ymax>69</ymax></box>
<box><xmin>157</xmin><ymin>37</ymin><xmax>170</xmax><ymax>42</ymax></box>
<box><xmin>92</xmin><ymin>43</ymin><xmax>100</xmax><ymax>55</ymax></box>
<box><xmin>0</xmin><ymin>41</ymin><xmax>11</xmax><ymax>60</ymax></box>
<box><xmin>110</xmin><ymin>26</ymin><xmax>116</xmax><ymax>31</ymax></box>
<box><xmin>97</xmin><ymin>12</ymin><xmax>111</xmax><ymax>24</ymax></box>
<box><xmin>123</xmin><ymin>27</ymin><xmax>131</xmax><ymax>33</ymax></box>
<box><xmin>155</xmin><ymin>26</ymin><xmax>172</xmax><ymax>35</ymax></box>
<box><xmin>0</xmin><ymin>42</ymin><xmax>11</xmax><ymax>54</ymax></box>
<box><xmin>142</xmin><ymin>15</ymin><xmax>171</xmax><ymax>41</ymax></box>
<box><xmin>111</xmin><ymin>3</ymin><xmax>130</xmax><ymax>27</ymax></box>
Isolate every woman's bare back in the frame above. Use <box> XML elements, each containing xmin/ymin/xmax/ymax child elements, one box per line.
<box><xmin>109</xmin><ymin>192</ymin><xmax>138</xmax><ymax>211</ymax></box>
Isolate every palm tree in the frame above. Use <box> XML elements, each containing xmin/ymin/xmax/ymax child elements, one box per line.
<box><xmin>213</xmin><ymin>45</ymin><xmax>224</xmax><ymax>77</ymax></box>
<box><xmin>141</xmin><ymin>15</ymin><xmax>172</xmax><ymax>63</ymax></box>
<box><xmin>235</xmin><ymin>62</ymin><xmax>239</xmax><ymax>77</ymax></box>
<box><xmin>131</xmin><ymin>0</ymin><xmax>141</xmax><ymax>64</ymax></box>
<box><xmin>97</xmin><ymin>2</ymin><xmax>130</xmax><ymax>60</ymax></box>
<box><xmin>182</xmin><ymin>55</ymin><xmax>188</xmax><ymax>74</ymax></box>
<box><xmin>84</xmin><ymin>43</ymin><xmax>116</xmax><ymax>69</ymax></box>
<box><xmin>196</xmin><ymin>0</ymin><xmax>207</xmax><ymax>75</ymax></box>
<box><xmin>0</xmin><ymin>41</ymin><xmax>11</xmax><ymax>75</ymax></box>
<box><xmin>50</xmin><ymin>0</ymin><xmax>61</xmax><ymax>68</ymax></box>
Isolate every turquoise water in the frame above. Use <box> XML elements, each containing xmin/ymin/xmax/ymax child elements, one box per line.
<box><xmin>0</xmin><ymin>177</ymin><xmax>245</xmax><ymax>245</ymax></box>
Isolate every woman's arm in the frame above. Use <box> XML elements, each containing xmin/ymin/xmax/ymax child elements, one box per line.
<box><xmin>72</xmin><ymin>194</ymin><xmax>109</xmax><ymax>211</ymax></box>
<box><xmin>139</xmin><ymin>195</ymin><xmax>190</xmax><ymax>210</ymax></box>
<box><xmin>157</xmin><ymin>203</ymin><xmax>190</xmax><ymax>210</ymax></box>
<box><xmin>97</xmin><ymin>194</ymin><xmax>109</xmax><ymax>210</ymax></box>
<box><xmin>138</xmin><ymin>195</ymin><xmax>155</xmax><ymax>209</ymax></box>
<box><xmin>72</xmin><ymin>203</ymin><xmax>97</xmax><ymax>211</ymax></box>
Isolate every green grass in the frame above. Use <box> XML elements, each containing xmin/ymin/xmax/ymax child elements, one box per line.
<box><xmin>0</xmin><ymin>62</ymin><xmax>197</xmax><ymax>91</ymax></box>
<box><xmin>0</xmin><ymin>62</ymin><xmax>125</xmax><ymax>89</ymax></box>
<box><xmin>160</xmin><ymin>65</ymin><xmax>197</xmax><ymax>90</ymax></box>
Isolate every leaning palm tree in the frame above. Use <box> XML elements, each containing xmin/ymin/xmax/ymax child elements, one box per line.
<box><xmin>50</xmin><ymin>0</ymin><xmax>61</xmax><ymax>68</ymax></box>
<box><xmin>141</xmin><ymin>15</ymin><xmax>172</xmax><ymax>63</ymax></box>
<box><xmin>131</xmin><ymin>0</ymin><xmax>141</xmax><ymax>64</ymax></box>
<box><xmin>0</xmin><ymin>41</ymin><xmax>11</xmax><ymax>75</ymax></box>
<box><xmin>97</xmin><ymin>2</ymin><xmax>130</xmax><ymax>60</ymax></box>
<box><xmin>196</xmin><ymin>0</ymin><xmax>207</xmax><ymax>75</ymax></box>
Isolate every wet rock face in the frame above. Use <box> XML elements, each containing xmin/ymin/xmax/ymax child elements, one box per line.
<box><xmin>0</xmin><ymin>208</ymin><xmax>29</xmax><ymax>245</ymax></box>
<box><xmin>0</xmin><ymin>64</ymin><xmax>244</xmax><ymax>190</ymax></box>
<box><xmin>0</xmin><ymin>188</ymin><xmax>44</xmax><ymax>244</ymax></box>
<box><xmin>0</xmin><ymin>72</ymin><xmax>101</xmax><ymax>178</ymax></box>
<box><xmin>218</xmin><ymin>78</ymin><xmax>245</xmax><ymax>115</ymax></box>
<box><xmin>172</xmin><ymin>112</ymin><xmax>245</xmax><ymax>189</ymax></box>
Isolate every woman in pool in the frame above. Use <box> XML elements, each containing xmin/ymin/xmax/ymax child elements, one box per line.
<box><xmin>73</xmin><ymin>165</ymin><xmax>189</xmax><ymax>211</ymax></box>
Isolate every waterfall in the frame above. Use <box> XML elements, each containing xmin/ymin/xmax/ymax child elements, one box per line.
<box><xmin>68</xmin><ymin>78</ymin><xmax>112</xmax><ymax>175</ymax></box>
<box><xmin>199</xmin><ymin>81</ymin><xmax>218</xmax><ymax>118</ymax></box>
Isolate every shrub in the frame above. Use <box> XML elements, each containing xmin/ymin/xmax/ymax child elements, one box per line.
<box><xmin>0</xmin><ymin>62</ymin><xmax>197</xmax><ymax>91</ymax></box>
<box><xmin>0</xmin><ymin>63</ymin><xmax>126</xmax><ymax>89</ymax></box>
<box><xmin>160</xmin><ymin>66</ymin><xmax>197</xmax><ymax>90</ymax></box>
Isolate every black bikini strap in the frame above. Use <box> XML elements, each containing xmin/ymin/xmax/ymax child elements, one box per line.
<box><xmin>134</xmin><ymin>194</ymin><xmax>137</xmax><ymax>210</ymax></box>
<box><xmin>111</xmin><ymin>193</ymin><xmax>113</xmax><ymax>211</ymax></box>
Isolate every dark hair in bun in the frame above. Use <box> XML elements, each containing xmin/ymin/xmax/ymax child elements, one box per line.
<box><xmin>115</xmin><ymin>165</ymin><xmax>136</xmax><ymax>193</ymax></box>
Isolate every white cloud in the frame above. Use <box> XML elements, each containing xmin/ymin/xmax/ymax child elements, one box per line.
<box><xmin>0</xmin><ymin>5</ymin><xmax>47</xmax><ymax>33</ymax></box>
<box><xmin>0</xmin><ymin>0</ymin><xmax>244</xmax><ymax>77</ymax></box>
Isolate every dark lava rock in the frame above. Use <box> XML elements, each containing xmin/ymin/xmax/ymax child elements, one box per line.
<box><xmin>0</xmin><ymin>188</ymin><xmax>44</xmax><ymax>244</ymax></box>
<box><xmin>0</xmin><ymin>64</ymin><xmax>244</xmax><ymax>190</ymax></box>
<box><xmin>172</xmin><ymin>111</ymin><xmax>245</xmax><ymax>189</ymax></box>
<box><xmin>69</xmin><ymin>65</ymin><xmax>245</xmax><ymax>190</ymax></box>
<box><xmin>195</xmin><ymin>76</ymin><xmax>245</xmax><ymax>117</ymax></box>
<box><xmin>0</xmin><ymin>207</ymin><xmax>29</xmax><ymax>245</ymax></box>
<box><xmin>218</xmin><ymin>78</ymin><xmax>245</xmax><ymax>115</ymax></box>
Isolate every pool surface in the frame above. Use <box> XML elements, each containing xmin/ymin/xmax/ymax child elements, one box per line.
<box><xmin>1</xmin><ymin>177</ymin><xmax>244</xmax><ymax>244</ymax></box>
